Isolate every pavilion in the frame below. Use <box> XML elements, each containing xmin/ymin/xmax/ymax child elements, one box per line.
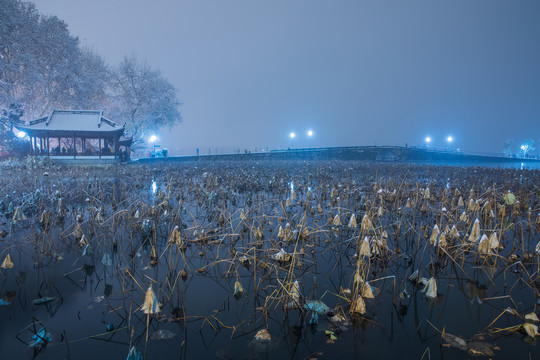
<box><xmin>16</xmin><ymin>109</ymin><xmax>132</xmax><ymax>162</ymax></box>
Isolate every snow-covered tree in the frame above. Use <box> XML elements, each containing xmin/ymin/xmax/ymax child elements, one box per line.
<box><xmin>0</xmin><ymin>0</ymin><xmax>42</xmax><ymax>110</ymax></box>
<box><xmin>520</xmin><ymin>139</ymin><xmax>534</xmax><ymax>158</ymax></box>
<box><xmin>79</xmin><ymin>47</ymin><xmax>110</xmax><ymax>110</ymax></box>
<box><xmin>0</xmin><ymin>102</ymin><xmax>27</xmax><ymax>154</ymax></box>
<box><xmin>1</xmin><ymin>0</ymin><xmax>180</xmax><ymax>146</ymax></box>
<box><xmin>0</xmin><ymin>0</ymin><xmax>110</xmax><ymax>118</ymax></box>
<box><xmin>0</xmin><ymin>102</ymin><xmax>21</xmax><ymax>133</ymax></box>
<box><xmin>111</xmin><ymin>55</ymin><xmax>181</xmax><ymax>143</ymax></box>
<box><xmin>502</xmin><ymin>138</ymin><xmax>514</xmax><ymax>157</ymax></box>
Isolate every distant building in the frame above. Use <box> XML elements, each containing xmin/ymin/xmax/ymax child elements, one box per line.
<box><xmin>16</xmin><ymin>109</ymin><xmax>132</xmax><ymax>163</ymax></box>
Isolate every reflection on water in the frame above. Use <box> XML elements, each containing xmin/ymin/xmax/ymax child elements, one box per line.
<box><xmin>465</xmin><ymin>280</ymin><xmax>487</xmax><ymax>304</ymax></box>
<box><xmin>0</xmin><ymin>160</ymin><xmax>539</xmax><ymax>359</ymax></box>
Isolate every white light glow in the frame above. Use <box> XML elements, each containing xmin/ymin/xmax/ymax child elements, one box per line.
<box><xmin>149</xmin><ymin>135</ymin><xmax>157</xmax><ymax>143</ymax></box>
<box><xmin>290</xmin><ymin>132</ymin><xmax>295</xmax><ymax>139</ymax></box>
<box><xmin>307</xmin><ymin>130</ymin><xmax>313</xmax><ymax>137</ymax></box>
<box><xmin>447</xmin><ymin>136</ymin><xmax>453</xmax><ymax>143</ymax></box>
<box><xmin>425</xmin><ymin>136</ymin><xmax>431</xmax><ymax>143</ymax></box>
<box><xmin>16</xmin><ymin>131</ymin><xmax>27</xmax><ymax>138</ymax></box>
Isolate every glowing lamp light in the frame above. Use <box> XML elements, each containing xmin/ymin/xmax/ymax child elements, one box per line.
<box><xmin>447</xmin><ymin>136</ymin><xmax>453</xmax><ymax>143</ymax></box>
<box><xmin>289</xmin><ymin>132</ymin><xmax>296</xmax><ymax>149</ymax></box>
<box><xmin>521</xmin><ymin>145</ymin><xmax>526</xmax><ymax>151</ymax></box>
<box><xmin>16</xmin><ymin>131</ymin><xmax>27</xmax><ymax>138</ymax></box>
<box><xmin>149</xmin><ymin>135</ymin><xmax>157</xmax><ymax>143</ymax></box>
<box><xmin>307</xmin><ymin>130</ymin><xmax>313</xmax><ymax>137</ymax></box>
<box><xmin>425</xmin><ymin>136</ymin><xmax>431</xmax><ymax>144</ymax></box>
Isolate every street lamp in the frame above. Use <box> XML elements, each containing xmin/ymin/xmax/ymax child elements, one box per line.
<box><xmin>446</xmin><ymin>136</ymin><xmax>454</xmax><ymax>150</ymax></box>
<box><xmin>307</xmin><ymin>130</ymin><xmax>313</xmax><ymax>148</ymax></box>
<box><xmin>149</xmin><ymin>135</ymin><xmax>157</xmax><ymax>156</ymax></box>
<box><xmin>290</xmin><ymin>132</ymin><xmax>295</xmax><ymax>149</ymax></box>
<box><xmin>425</xmin><ymin>136</ymin><xmax>431</xmax><ymax>146</ymax></box>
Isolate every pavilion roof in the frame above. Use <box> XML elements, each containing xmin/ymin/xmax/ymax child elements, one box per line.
<box><xmin>17</xmin><ymin>109</ymin><xmax>125</xmax><ymax>137</ymax></box>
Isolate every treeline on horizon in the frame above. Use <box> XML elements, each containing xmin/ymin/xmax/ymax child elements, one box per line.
<box><xmin>0</xmin><ymin>0</ymin><xmax>181</xmax><ymax>145</ymax></box>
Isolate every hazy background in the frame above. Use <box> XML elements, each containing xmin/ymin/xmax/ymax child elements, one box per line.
<box><xmin>32</xmin><ymin>0</ymin><xmax>540</xmax><ymax>155</ymax></box>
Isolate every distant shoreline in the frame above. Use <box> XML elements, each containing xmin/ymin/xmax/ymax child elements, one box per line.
<box><xmin>133</xmin><ymin>145</ymin><xmax>539</xmax><ymax>168</ymax></box>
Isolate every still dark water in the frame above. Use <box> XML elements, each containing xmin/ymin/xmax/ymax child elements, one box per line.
<box><xmin>0</xmin><ymin>159</ymin><xmax>539</xmax><ymax>359</ymax></box>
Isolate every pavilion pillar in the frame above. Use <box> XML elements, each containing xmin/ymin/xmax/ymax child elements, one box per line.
<box><xmin>47</xmin><ymin>135</ymin><xmax>50</xmax><ymax>157</ymax></box>
<box><xmin>73</xmin><ymin>132</ymin><xmax>76</xmax><ymax>159</ymax></box>
<box><xmin>98</xmin><ymin>134</ymin><xmax>102</xmax><ymax>159</ymax></box>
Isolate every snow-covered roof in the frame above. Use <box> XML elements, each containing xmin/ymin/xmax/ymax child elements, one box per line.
<box><xmin>18</xmin><ymin>109</ymin><xmax>124</xmax><ymax>136</ymax></box>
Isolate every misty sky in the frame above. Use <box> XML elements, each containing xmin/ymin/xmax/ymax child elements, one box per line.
<box><xmin>32</xmin><ymin>0</ymin><xmax>540</xmax><ymax>155</ymax></box>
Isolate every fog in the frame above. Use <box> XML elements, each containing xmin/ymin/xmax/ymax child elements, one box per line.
<box><xmin>33</xmin><ymin>0</ymin><xmax>540</xmax><ymax>155</ymax></box>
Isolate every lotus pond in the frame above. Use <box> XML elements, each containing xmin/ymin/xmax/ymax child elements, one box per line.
<box><xmin>0</xmin><ymin>159</ymin><xmax>539</xmax><ymax>359</ymax></box>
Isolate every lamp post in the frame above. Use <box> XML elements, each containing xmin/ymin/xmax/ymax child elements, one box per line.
<box><xmin>447</xmin><ymin>136</ymin><xmax>453</xmax><ymax>150</ymax></box>
<box><xmin>307</xmin><ymin>130</ymin><xmax>313</xmax><ymax>148</ymax></box>
<box><xmin>290</xmin><ymin>132</ymin><xmax>295</xmax><ymax>149</ymax></box>
<box><xmin>149</xmin><ymin>135</ymin><xmax>157</xmax><ymax>157</ymax></box>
